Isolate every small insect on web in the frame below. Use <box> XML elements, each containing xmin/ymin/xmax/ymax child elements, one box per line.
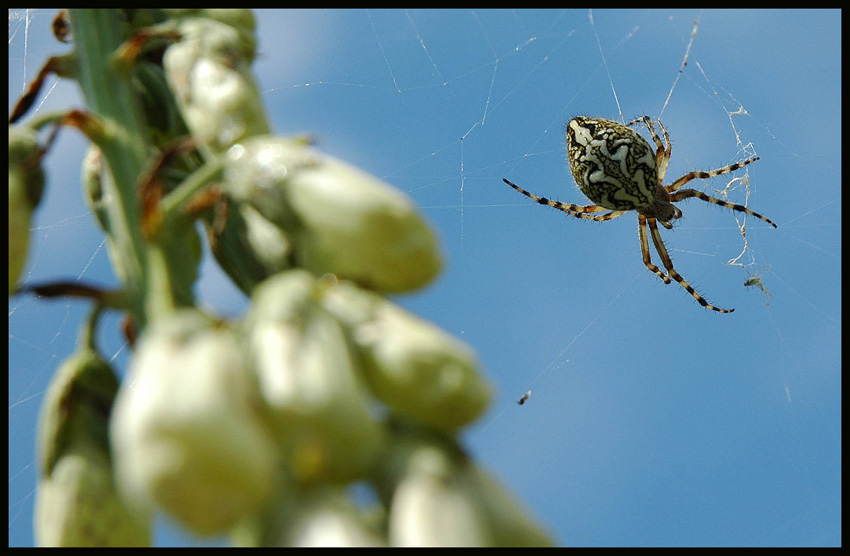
<box><xmin>503</xmin><ymin>116</ymin><xmax>777</xmax><ymax>313</ymax></box>
<box><xmin>744</xmin><ymin>272</ymin><xmax>773</xmax><ymax>306</ymax></box>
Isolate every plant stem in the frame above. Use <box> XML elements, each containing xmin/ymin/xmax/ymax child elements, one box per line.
<box><xmin>67</xmin><ymin>9</ymin><xmax>154</xmax><ymax>326</ymax></box>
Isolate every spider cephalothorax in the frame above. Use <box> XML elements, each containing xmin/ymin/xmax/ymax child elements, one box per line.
<box><xmin>503</xmin><ymin>116</ymin><xmax>777</xmax><ymax>313</ymax></box>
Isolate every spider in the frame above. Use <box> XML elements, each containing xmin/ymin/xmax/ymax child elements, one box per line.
<box><xmin>503</xmin><ymin>116</ymin><xmax>777</xmax><ymax>313</ymax></box>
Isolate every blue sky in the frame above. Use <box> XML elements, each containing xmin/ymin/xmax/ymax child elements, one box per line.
<box><xmin>9</xmin><ymin>9</ymin><xmax>840</xmax><ymax>546</ymax></box>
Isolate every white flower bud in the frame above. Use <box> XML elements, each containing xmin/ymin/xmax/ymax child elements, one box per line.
<box><xmin>284</xmin><ymin>500</ymin><xmax>384</xmax><ymax>547</ymax></box>
<box><xmin>225</xmin><ymin>137</ymin><xmax>442</xmax><ymax>293</ymax></box>
<box><xmin>390</xmin><ymin>472</ymin><xmax>488</xmax><ymax>547</ymax></box>
<box><xmin>243</xmin><ymin>271</ymin><xmax>383</xmax><ymax>484</ymax></box>
<box><xmin>322</xmin><ymin>282</ymin><xmax>491</xmax><ymax>431</ymax></box>
<box><xmin>209</xmin><ymin>202</ymin><xmax>293</xmax><ymax>295</ymax></box>
<box><xmin>8</xmin><ymin>125</ymin><xmax>45</xmax><ymax>293</ymax></box>
<box><xmin>235</xmin><ymin>485</ymin><xmax>386</xmax><ymax>547</ymax></box>
<box><xmin>111</xmin><ymin>310</ymin><xmax>278</xmax><ymax>536</ymax></box>
<box><xmin>36</xmin><ymin>451</ymin><xmax>151</xmax><ymax>547</ymax></box>
<box><xmin>163</xmin><ymin>18</ymin><xmax>269</xmax><ymax>157</ymax></box>
<box><xmin>384</xmin><ymin>436</ymin><xmax>489</xmax><ymax>546</ymax></box>
<box><xmin>35</xmin><ymin>349</ymin><xmax>150</xmax><ymax>546</ymax></box>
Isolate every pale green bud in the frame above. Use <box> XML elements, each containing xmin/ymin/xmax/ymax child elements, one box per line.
<box><xmin>382</xmin><ymin>433</ymin><xmax>489</xmax><ymax>547</ymax></box>
<box><xmin>37</xmin><ymin>349</ymin><xmax>118</xmax><ymax>476</ymax></box>
<box><xmin>163</xmin><ymin>18</ymin><xmax>269</xmax><ymax>157</ymax></box>
<box><xmin>111</xmin><ymin>310</ymin><xmax>279</xmax><ymax>536</ymax></box>
<box><xmin>8</xmin><ymin>125</ymin><xmax>45</xmax><ymax>293</ymax></box>
<box><xmin>243</xmin><ymin>271</ymin><xmax>383</xmax><ymax>484</ymax></box>
<box><xmin>235</xmin><ymin>485</ymin><xmax>386</xmax><ymax>547</ymax></box>
<box><xmin>35</xmin><ymin>450</ymin><xmax>151</xmax><ymax>547</ymax></box>
<box><xmin>322</xmin><ymin>281</ymin><xmax>491</xmax><ymax>431</ymax></box>
<box><xmin>225</xmin><ymin>137</ymin><xmax>442</xmax><ymax>293</ymax></box>
<box><xmin>390</xmin><ymin>470</ymin><xmax>489</xmax><ymax>547</ymax></box>
<box><xmin>35</xmin><ymin>349</ymin><xmax>150</xmax><ymax>546</ymax></box>
<box><xmin>209</xmin><ymin>202</ymin><xmax>293</xmax><ymax>295</ymax></box>
<box><xmin>378</xmin><ymin>425</ymin><xmax>552</xmax><ymax>547</ymax></box>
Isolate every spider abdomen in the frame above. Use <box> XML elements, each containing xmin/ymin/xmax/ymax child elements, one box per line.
<box><xmin>566</xmin><ymin>116</ymin><xmax>657</xmax><ymax>211</ymax></box>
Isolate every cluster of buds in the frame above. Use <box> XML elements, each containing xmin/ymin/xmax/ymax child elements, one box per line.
<box><xmin>16</xmin><ymin>9</ymin><xmax>552</xmax><ymax>546</ymax></box>
<box><xmin>109</xmin><ymin>271</ymin><xmax>500</xmax><ymax>542</ymax></box>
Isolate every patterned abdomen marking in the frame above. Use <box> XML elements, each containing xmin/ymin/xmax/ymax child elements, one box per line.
<box><xmin>566</xmin><ymin>117</ymin><xmax>657</xmax><ymax>211</ymax></box>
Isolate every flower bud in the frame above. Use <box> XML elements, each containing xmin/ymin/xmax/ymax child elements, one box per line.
<box><xmin>322</xmin><ymin>281</ymin><xmax>490</xmax><ymax>431</ymax></box>
<box><xmin>37</xmin><ymin>350</ymin><xmax>118</xmax><ymax>477</ymax></box>
<box><xmin>163</xmin><ymin>17</ymin><xmax>268</xmax><ymax>157</ymax></box>
<box><xmin>225</xmin><ymin>137</ymin><xmax>442</xmax><ymax>293</ymax></box>
<box><xmin>35</xmin><ymin>349</ymin><xmax>150</xmax><ymax>546</ymax></box>
<box><xmin>381</xmin><ymin>431</ymin><xmax>489</xmax><ymax>546</ymax></box>
<box><xmin>35</xmin><ymin>450</ymin><xmax>152</xmax><ymax>547</ymax></box>
<box><xmin>9</xmin><ymin>125</ymin><xmax>45</xmax><ymax>293</ymax></box>
<box><xmin>242</xmin><ymin>271</ymin><xmax>383</xmax><ymax>484</ymax></box>
<box><xmin>382</xmin><ymin>434</ymin><xmax>553</xmax><ymax>546</ymax></box>
<box><xmin>209</xmin><ymin>202</ymin><xmax>293</xmax><ymax>296</ymax></box>
<box><xmin>111</xmin><ymin>309</ymin><xmax>278</xmax><ymax>536</ymax></box>
<box><xmin>235</xmin><ymin>485</ymin><xmax>386</xmax><ymax>547</ymax></box>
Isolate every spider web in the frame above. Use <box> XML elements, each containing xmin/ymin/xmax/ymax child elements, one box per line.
<box><xmin>8</xmin><ymin>9</ymin><xmax>841</xmax><ymax>547</ymax></box>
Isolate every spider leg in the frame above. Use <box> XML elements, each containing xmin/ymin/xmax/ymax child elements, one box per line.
<box><xmin>638</xmin><ymin>215</ymin><xmax>671</xmax><ymax>284</ymax></box>
<box><xmin>653</xmin><ymin>120</ymin><xmax>672</xmax><ymax>182</ymax></box>
<box><xmin>645</xmin><ymin>217</ymin><xmax>734</xmax><ymax>313</ymax></box>
<box><xmin>670</xmin><ymin>189</ymin><xmax>777</xmax><ymax>228</ymax></box>
<box><xmin>503</xmin><ymin>178</ymin><xmax>629</xmax><ymax>222</ymax></box>
<box><xmin>666</xmin><ymin>157</ymin><xmax>759</xmax><ymax>193</ymax></box>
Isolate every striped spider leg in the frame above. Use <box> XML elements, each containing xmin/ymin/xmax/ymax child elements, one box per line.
<box><xmin>501</xmin><ymin>178</ymin><xmax>629</xmax><ymax>223</ymax></box>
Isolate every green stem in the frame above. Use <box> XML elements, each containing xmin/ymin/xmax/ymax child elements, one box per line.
<box><xmin>67</xmin><ymin>10</ymin><xmax>154</xmax><ymax>327</ymax></box>
<box><xmin>160</xmin><ymin>158</ymin><xmax>224</xmax><ymax>217</ymax></box>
